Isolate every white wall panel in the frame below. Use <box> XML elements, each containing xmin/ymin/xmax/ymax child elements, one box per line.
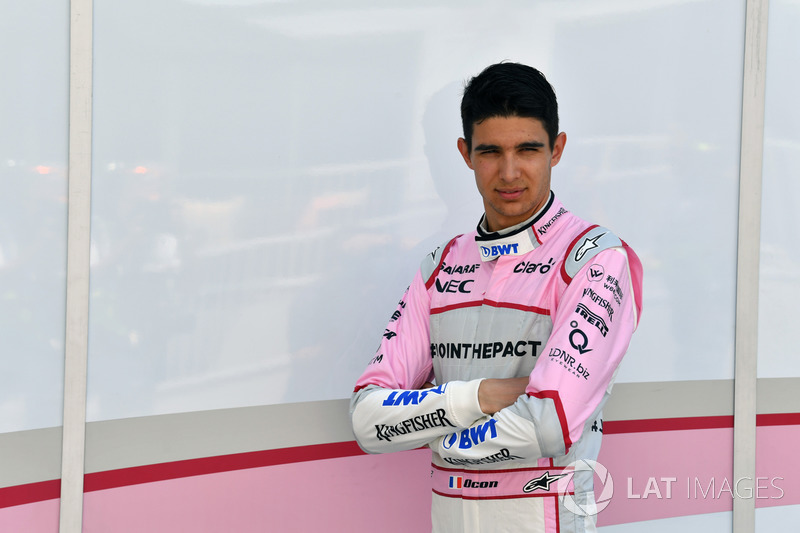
<box><xmin>755</xmin><ymin>0</ymin><xmax>800</xmax><ymax>526</ymax></box>
<box><xmin>758</xmin><ymin>0</ymin><xmax>800</xmax><ymax>379</ymax></box>
<box><xmin>756</xmin><ymin>504</ymin><xmax>800</xmax><ymax>532</ymax></box>
<box><xmin>0</xmin><ymin>0</ymin><xmax>69</xmax><ymax>433</ymax></box>
<box><xmin>599</xmin><ymin>511</ymin><xmax>732</xmax><ymax>532</ymax></box>
<box><xmin>547</xmin><ymin>2</ymin><xmax>745</xmax><ymax>384</ymax></box>
<box><xmin>87</xmin><ymin>0</ymin><xmax>745</xmax><ymax>421</ymax></box>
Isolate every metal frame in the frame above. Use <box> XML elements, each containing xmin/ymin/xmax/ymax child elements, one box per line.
<box><xmin>60</xmin><ymin>0</ymin><xmax>93</xmax><ymax>531</ymax></box>
<box><xmin>733</xmin><ymin>0</ymin><xmax>769</xmax><ymax>532</ymax></box>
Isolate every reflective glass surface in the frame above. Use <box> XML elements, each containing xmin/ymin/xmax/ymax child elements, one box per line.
<box><xmin>88</xmin><ymin>0</ymin><xmax>746</xmax><ymax>420</ymax></box>
<box><xmin>0</xmin><ymin>0</ymin><xmax>69</xmax><ymax>432</ymax></box>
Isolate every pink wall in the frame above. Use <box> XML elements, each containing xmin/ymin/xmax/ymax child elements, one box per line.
<box><xmin>3</xmin><ymin>422</ymin><xmax>797</xmax><ymax>531</ymax></box>
<box><xmin>83</xmin><ymin>449</ymin><xmax>434</xmax><ymax>533</ymax></box>
<box><xmin>0</xmin><ymin>499</ymin><xmax>59</xmax><ymax>533</ymax></box>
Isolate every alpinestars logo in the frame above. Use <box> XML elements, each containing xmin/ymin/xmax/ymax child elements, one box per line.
<box><xmin>523</xmin><ymin>471</ymin><xmax>567</xmax><ymax>493</ymax></box>
<box><xmin>575</xmin><ymin>233</ymin><xmax>606</xmax><ymax>262</ymax></box>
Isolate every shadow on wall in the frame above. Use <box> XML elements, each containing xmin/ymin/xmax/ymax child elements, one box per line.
<box><xmin>285</xmin><ymin>80</ymin><xmax>482</xmax><ymax>403</ymax></box>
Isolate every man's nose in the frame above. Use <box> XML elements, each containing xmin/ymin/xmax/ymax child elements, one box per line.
<box><xmin>500</xmin><ymin>154</ymin><xmax>521</xmax><ymax>181</ymax></box>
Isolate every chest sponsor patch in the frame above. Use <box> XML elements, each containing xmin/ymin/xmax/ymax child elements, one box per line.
<box><xmin>477</xmin><ymin>232</ymin><xmax>536</xmax><ymax>261</ymax></box>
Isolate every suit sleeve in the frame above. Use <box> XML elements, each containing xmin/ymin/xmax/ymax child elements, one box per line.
<box><xmin>429</xmin><ymin>244</ymin><xmax>642</xmax><ymax>462</ymax></box>
<box><xmin>350</xmin><ymin>268</ymin><xmax>486</xmax><ymax>454</ymax></box>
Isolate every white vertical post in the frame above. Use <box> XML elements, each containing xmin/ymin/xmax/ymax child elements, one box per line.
<box><xmin>734</xmin><ymin>0</ymin><xmax>769</xmax><ymax>532</ymax></box>
<box><xmin>60</xmin><ymin>0</ymin><xmax>93</xmax><ymax>531</ymax></box>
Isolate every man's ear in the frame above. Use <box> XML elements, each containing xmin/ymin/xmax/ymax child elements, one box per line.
<box><xmin>457</xmin><ymin>137</ymin><xmax>474</xmax><ymax>170</ymax></box>
<box><xmin>550</xmin><ymin>132</ymin><xmax>567</xmax><ymax>167</ymax></box>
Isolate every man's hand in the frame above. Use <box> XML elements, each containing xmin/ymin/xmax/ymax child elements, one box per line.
<box><xmin>478</xmin><ymin>377</ymin><xmax>529</xmax><ymax>415</ymax></box>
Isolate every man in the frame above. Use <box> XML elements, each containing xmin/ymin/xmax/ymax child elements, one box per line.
<box><xmin>350</xmin><ymin>62</ymin><xmax>643</xmax><ymax>532</ymax></box>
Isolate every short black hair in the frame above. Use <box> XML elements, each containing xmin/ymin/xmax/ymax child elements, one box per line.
<box><xmin>461</xmin><ymin>62</ymin><xmax>559</xmax><ymax>151</ymax></box>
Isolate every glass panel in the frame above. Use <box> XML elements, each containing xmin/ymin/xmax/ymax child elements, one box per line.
<box><xmin>88</xmin><ymin>0</ymin><xmax>745</xmax><ymax>422</ymax></box>
<box><xmin>757</xmin><ymin>0</ymin><xmax>800</xmax><ymax>525</ymax></box>
<box><xmin>0</xmin><ymin>0</ymin><xmax>68</xmax><ymax>433</ymax></box>
<box><xmin>551</xmin><ymin>2</ymin><xmax>744</xmax><ymax>383</ymax></box>
<box><xmin>758</xmin><ymin>0</ymin><xmax>800</xmax><ymax>379</ymax></box>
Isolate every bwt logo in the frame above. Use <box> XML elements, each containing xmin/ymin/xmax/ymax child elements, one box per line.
<box><xmin>381</xmin><ymin>384</ymin><xmax>447</xmax><ymax>406</ymax></box>
<box><xmin>480</xmin><ymin>243</ymin><xmax>519</xmax><ymax>258</ymax></box>
<box><xmin>442</xmin><ymin>419</ymin><xmax>498</xmax><ymax>450</ymax></box>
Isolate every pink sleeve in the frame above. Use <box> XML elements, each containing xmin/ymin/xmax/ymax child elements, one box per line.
<box><xmin>350</xmin><ymin>269</ymin><xmax>486</xmax><ymax>454</ymax></box>
<box><xmin>524</xmin><ymin>244</ymin><xmax>641</xmax><ymax>452</ymax></box>
<box><xmin>353</xmin><ymin>269</ymin><xmax>434</xmax><ymax>391</ymax></box>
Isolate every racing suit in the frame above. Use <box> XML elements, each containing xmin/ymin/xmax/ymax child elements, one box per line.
<box><xmin>351</xmin><ymin>192</ymin><xmax>643</xmax><ymax>533</ymax></box>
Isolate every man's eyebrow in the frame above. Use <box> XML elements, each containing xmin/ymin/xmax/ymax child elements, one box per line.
<box><xmin>473</xmin><ymin>141</ymin><xmax>546</xmax><ymax>151</ymax></box>
<box><xmin>517</xmin><ymin>141</ymin><xmax>545</xmax><ymax>149</ymax></box>
<box><xmin>473</xmin><ymin>143</ymin><xmax>499</xmax><ymax>151</ymax></box>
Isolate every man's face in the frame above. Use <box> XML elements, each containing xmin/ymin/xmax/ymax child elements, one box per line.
<box><xmin>458</xmin><ymin>116</ymin><xmax>566</xmax><ymax>232</ymax></box>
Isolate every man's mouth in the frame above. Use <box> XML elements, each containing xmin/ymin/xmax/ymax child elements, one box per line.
<box><xmin>497</xmin><ymin>189</ymin><xmax>524</xmax><ymax>200</ymax></box>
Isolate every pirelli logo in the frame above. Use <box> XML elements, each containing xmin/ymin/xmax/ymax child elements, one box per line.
<box><xmin>575</xmin><ymin>303</ymin><xmax>608</xmax><ymax>337</ymax></box>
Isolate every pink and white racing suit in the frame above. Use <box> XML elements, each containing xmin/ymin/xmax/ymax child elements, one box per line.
<box><xmin>351</xmin><ymin>192</ymin><xmax>643</xmax><ymax>533</ymax></box>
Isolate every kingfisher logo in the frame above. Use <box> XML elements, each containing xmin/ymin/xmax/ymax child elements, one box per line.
<box><xmin>480</xmin><ymin>243</ymin><xmax>519</xmax><ymax>259</ymax></box>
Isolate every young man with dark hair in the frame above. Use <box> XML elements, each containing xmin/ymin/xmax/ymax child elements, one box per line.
<box><xmin>351</xmin><ymin>62</ymin><xmax>643</xmax><ymax>532</ymax></box>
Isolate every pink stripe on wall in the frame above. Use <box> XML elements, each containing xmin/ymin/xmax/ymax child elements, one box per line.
<box><xmin>596</xmin><ymin>428</ymin><xmax>735</xmax><ymax>526</ymax></box>
<box><xmin>756</xmin><ymin>424</ymin><xmax>800</xmax><ymax>509</ymax></box>
<box><xmin>602</xmin><ymin>412</ymin><xmax>800</xmax><ymax>435</ymax></box>
<box><xmin>595</xmin><ymin>423</ymin><xmax>799</xmax><ymax>526</ymax></box>
<box><xmin>84</xmin><ymin>440</ymin><xmax>363</xmax><ymax>492</ymax></box>
<box><xmin>604</xmin><ymin>416</ymin><xmax>733</xmax><ymax>434</ymax></box>
<box><xmin>0</xmin><ymin>499</ymin><xmax>59</xmax><ymax>533</ymax></box>
<box><xmin>2</xmin><ymin>413</ymin><xmax>799</xmax><ymax>532</ymax></box>
<box><xmin>0</xmin><ymin>479</ymin><xmax>60</xmax><ymax>509</ymax></box>
<box><xmin>83</xmin><ymin>448</ymin><xmax>434</xmax><ymax>533</ymax></box>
